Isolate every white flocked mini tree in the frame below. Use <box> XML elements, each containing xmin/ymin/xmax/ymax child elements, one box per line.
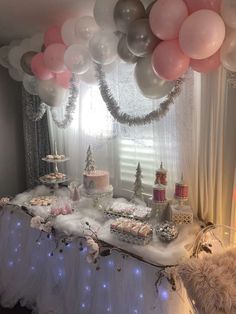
<box><xmin>132</xmin><ymin>162</ymin><xmax>144</xmax><ymax>202</ymax></box>
<box><xmin>84</xmin><ymin>145</ymin><xmax>96</xmax><ymax>173</ymax></box>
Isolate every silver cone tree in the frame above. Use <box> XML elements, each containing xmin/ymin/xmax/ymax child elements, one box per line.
<box><xmin>84</xmin><ymin>145</ymin><xmax>95</xmax><ymax>173</ymax></box>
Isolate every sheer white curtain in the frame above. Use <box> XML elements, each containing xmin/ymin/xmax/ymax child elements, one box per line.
<box><xmin>48</xmin><ymin>64</ymin><xmax>201</xmax><ymax>215</ymax></box>
<box><xmin>195</xmin><ymin>69</ymin><xmax>236</xmax><ymax>225</ymax></box>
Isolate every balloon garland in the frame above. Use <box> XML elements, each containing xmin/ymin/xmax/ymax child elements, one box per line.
<box><xmin>1</xmin><ymin>0</ymin><xmax>236</xmax><ymax>128</ymax></box>
<box><xmin>96</xmin><ymin>64</ymin><xmax>183</xmax><ymax>126</ymax></box>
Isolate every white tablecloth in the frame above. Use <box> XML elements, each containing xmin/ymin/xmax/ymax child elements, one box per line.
<box><xmin>0</xmin><ymin>205</ymin><xmax>194</xmax><ymax>314</ymax></box>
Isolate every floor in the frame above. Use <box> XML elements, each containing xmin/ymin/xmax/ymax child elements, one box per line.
<box><xmin>0</xmin><ymin>304</ymin><xmax>31</xmax><ymax>314</ymax></box>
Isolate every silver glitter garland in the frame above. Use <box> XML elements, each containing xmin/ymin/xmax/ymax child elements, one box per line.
<box><xmin>24</xmin><ymin>88</ymin><xmax>47</xmax><ymax>122</ymax></box>
<box><xmin>96</xmin><ymin>63</ymin><xmax>184</xmax><ymax>126</ymax></box>
<box><xmin>50</xmin><ymin>74</ymin><xmax>79</xmax><ymax>129</ymax></box>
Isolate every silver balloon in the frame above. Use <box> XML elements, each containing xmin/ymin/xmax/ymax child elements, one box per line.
<box><xmin>20</xmin><ymin>51</ymin><xmax>37</xmax><ymax>75</ymax></box>
<box><xmin>134</xmin><ymin>55</ymin><xmax>174</xmax><ymax>99</ymax></box>
<box><xmin>89</xmin><ymin>31</ymin><xmax>118</xmax><ymax>65</ymax></box>
<box><xmin>23</xmin><ymin>74</ymin><xmax>38</xmax><ymax>95</ymax></box>
<box><xmin>146</xmin><ymin>1</ymin><xmax>155</xmax><ymax>17</ymax></box>
<box><xmin>221</xmin><ymin>0</ymin><xmax>236</xmax><ymax>30</ymax></box>
<box><xmin>127</xmin><ymin>19</ymin><xmax>160</xmax><ymax>57</ymax></box>
<box><xmin>118</xmin><ymin>35</ymin><xmax>138</xmax><ymax>63</ymax></box>
<box><xmin>37</xmin><ymin>79</ymin><xmax>69</xmax><ymax>107</ymax></box>
<box><xmin>114</xmin><ymin>0</ymin><xmax>146</xmax><ymax>33</ymax></box>
<box><xmin>220</xmin><ymin>30</ymin><xmax>236</xmax><ymax>72</ymax></box>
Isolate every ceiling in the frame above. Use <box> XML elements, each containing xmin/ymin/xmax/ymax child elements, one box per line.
<box><xmin>0</xmin><ymin>0</ymin><xmax>96</xmax><ymax>44</ymax></box>
<box><xmin>0</xmin><ymin>0</ymin><xmax>154</xmax><ymax>45</ymax></box>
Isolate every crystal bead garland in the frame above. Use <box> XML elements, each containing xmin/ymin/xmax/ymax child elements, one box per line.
<box><xmin>50</xmin><ymin>74</ymin><xmax>79</xmax><ymax>129</ymax></box>
<box><xmin>96</xmin><ymin>63</ymin><xmax>184</xmax><ymax>126</ymax></box>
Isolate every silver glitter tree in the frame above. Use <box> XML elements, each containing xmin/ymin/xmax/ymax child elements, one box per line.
<box><xmin>132</xmin><ymin>162</ymin><xmax>144</xmax><ymax>201</ymax></box>
<box><xmin>84</xmin><ymin>146</ymin><xmax>95</xmax><ymax>173</ymax></box>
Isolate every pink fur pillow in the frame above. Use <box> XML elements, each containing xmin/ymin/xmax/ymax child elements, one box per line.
<box><xmin>177</xmin><ymin>248</ymin><xmax>236</xmax><ymax>314</ymax></box>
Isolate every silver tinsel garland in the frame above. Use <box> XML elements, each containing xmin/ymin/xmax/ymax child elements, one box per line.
<box><xmin>24</xmin><ymin>74</ymin><xmax>79</xmax><ymax>128</ymax></box>
<box><xmin>50</xmin><ymin>73</ymin><xmax>79</xmax><ymax>129</ymax></box>
<box><xmin>24</xmin><ymin>88</ymin><xmax>47</xmax><ymax>122</ymax></box>
<box><xmin>96</xmin><ymin>64</ymin><xmax>184</xmax><ymax>126</ymax></box>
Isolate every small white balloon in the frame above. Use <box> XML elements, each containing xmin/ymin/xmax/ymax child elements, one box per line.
<box><xmin>94</xmin><ymin>0</ymin><xmax>117</xmax><ymax>30</ymax></box>
<box><xmin>8</xmin><ymin>46</ymin><xmax>28</xmax><ymax>71</ymax></box>
<box><xmin>30</xmin><ymin>33</ymin><xmax>44</xmax><ymax>52</ymax></box>
<box><xmin>0</xmin><ymin>46</ymin><xmax>11</xmax><ymax>68</ymax></box>
<box><xmin>23</xmin><ymin>74</ymin><xmax>38</xmax><ymax>95</ymax></box>
<box><xmin>61</xmin><ymin>18</ymin><xmax>78</xmax><ymax>46</ymax></box>
<box><xmin>64</xmin><ymin>44</ymin><xmax>91</xmax><ymax>74</ymax></box>
<box><xmin>75</xmin><ymin>16</ymin><xmax>99</xmax><ymax>42</ymax></box>
<box><xmin>8</xmin><ymin>67</ymin><xmax>24</xmax><ymax>82</ymax></box>
<box><xmin>89</xmin><ymin>31</ymin><xmax>118</xmax><ymax>65</ymax></box>
<box><xmin>37</xmin><ymin>79</ymin><xmax>69</xmax><ymax>107</ymax></box>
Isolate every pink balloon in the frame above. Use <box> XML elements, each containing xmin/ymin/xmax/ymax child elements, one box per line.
<box><xmin>152</xmin><ymin>40</ymin><xmax>190</xmax><ymax>80</ymax></box>
<box><xmin>44</xmin><ymin>26</ymin><xmax>64</xmax><ymax>47</ymax></box>
<box><xmin>179</xmin><ymin>10</ymin><xmax>225</xmax><ymax>59</ymax></box>
<box><xmin>149</xmin><ymin>0</ymin><xmax>188</xmax><ymax>40</ymax></box>
<box><xmin>55</xmin><ymin>70</ymin><xmax>72</xmax><ymax>89</ymax></box>
<box><xmin>43</xmin><ymin>43</ymin><xmax>67</xmax><ymax>73</ymax></box>
<box><xmin>190</xmin><ymin>50</ymin><xmax>221</xmax><ymax>73</ymax></box>
<box><xmin>31</xmin><ymin>53</ymin><xmax>54</xmax><ymax>80</ymax></box>
<box><xmin>184</xmin><ymin>0</ymin><xmax>221</xmax><ymax>13</ymax></box>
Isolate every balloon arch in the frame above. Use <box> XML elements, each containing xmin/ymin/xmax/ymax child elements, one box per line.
<box><xmin>0</xmin><ymin>0</ymin><xmax>235</xmax><ymax>126</ymax></box>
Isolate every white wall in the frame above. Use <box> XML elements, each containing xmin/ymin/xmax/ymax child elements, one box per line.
<box><xmin>0</xmin><ymin>67</ymin><xmax>26</xmax><ymax>196</ymax></box>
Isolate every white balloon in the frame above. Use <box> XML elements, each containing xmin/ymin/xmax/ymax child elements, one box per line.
<box><xmin>9</xmin><ymin>39</ymin><xmax>21</xmax><ymax>48</ymax></box>
<box><xmin>79</xmin><ymin>65</ymin><xmax>97</xmax><ymax>84</ymax></box>
<box><xmin>37</xmin><ymin>79</ymin><xmax>69</xmax><ymax>107</ymax></box>
<box><xmin>79</xmin><ymin>61</ymin><xmax>118</xmax><ymax>84</ymax></box>
<box><xmin>75</xmin><ymin>16</ymin><xmax>99</xmax><ymax>42</ymax></box>
<box><xmin>94</xmin><ymin>0</ymin><xmax>117</xmax><ymax>30</ymax></box>
<box><xmin>8</xmin><ymin>67</ymin><xmax>24</xmax><ymax>82</ymax></box>
<box><xmin>20</xmin><ymin>38</ymin><xmax>31</xmax><ymax>50</ymax></box>
<box><xmin>103</xmin><ymin>59</ymin><xmax>119</xmax><ymax>73</ymax></box>
<box><xmin>23</xmin><ymin>74</ymin><xmax>38</xmax><ymax>95</ymax></box>
<box><xmin>30</xmin><ymin>33</ymin><xmax>44</xmax><ymax>52</ymax></box>
<box><xmin>89</xmin><ymin>31</ymin><xmax>118</xmax><ymax>65</ymax></box>
<box><xmin>0</xmin><ymin>46</ymin><xmax>11</xmax><ymax>68</ymax></box>
<box><xmin>61</xmin><ymin>18</ymin><xmax>78</xmax><ymax>46</ymax></box>
<box><xmin>64</xmin><ymin>44</ymin><xmax>91</xmax><ymax>74</ymax></box>
<box><xmin>8</xmin><ymin>46</ymin><xmax>28</xmax><ymax>71</ymax></box>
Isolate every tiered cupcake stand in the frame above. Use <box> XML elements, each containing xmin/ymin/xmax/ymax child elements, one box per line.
<box><xmin>40</xmin><ymin>142</ymin><xmax>70</xmax><ymax>191</ymax></box>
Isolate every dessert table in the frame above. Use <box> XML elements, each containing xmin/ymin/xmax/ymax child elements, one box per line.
<box><xmin>0</xmin><ymin>186</ymin><xmax>198</xmax><ymax>314</ymax></box>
